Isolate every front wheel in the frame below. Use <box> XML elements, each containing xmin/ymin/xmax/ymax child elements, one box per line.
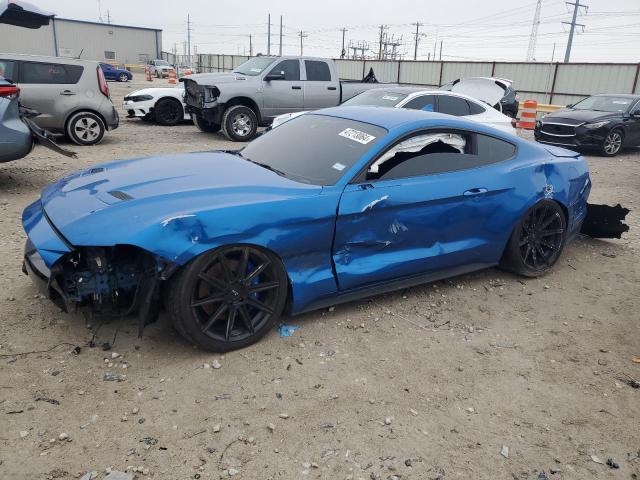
<box><xmin>66</xmin><ymin>111</ymin><xmax>106</xmax><ymax>145</ymax></box>
<box><xmin>192</xmin><ymin>114</ymin><xmax>221</xmax><ymax>133</ymax></box>
<box><xmin>600</xmin><ymin>129</ymin><xmax>623</xmax><ymax>157</ymax></box>
<box><xmin>500</xmin><ymin>200</ymin><xmax>567</xmax><ymax>277</ymax></box>
<box><xmin>154</xmin><ymin>98</ymin><xmax>184</xmax><ymax>126</ymax></box>
<box><xmin>168</xmin><ymin>246</ymin><xmax>288</xmax><ymax>351</ymax></box>
<box><xmin>221</xmin><ymin>105</ymin><xmax>258</xmax><ymax>142</ymax></box>
<box><xmin>118</xmin><ymin>73</ymin><xmax>129</xmax><ymax>82</ymax></box>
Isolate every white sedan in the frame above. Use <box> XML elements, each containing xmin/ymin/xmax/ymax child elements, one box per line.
<box><xmin>123</xmin><ymin>85</ymin><xmax>190</xmax><ymax>126</ymax></box>
<box><xmin>271</xmin><ymin>87</ymin><xmax>516</xmax><ymax>135</ymax></box>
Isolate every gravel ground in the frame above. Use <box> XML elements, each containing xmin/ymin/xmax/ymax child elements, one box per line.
<box><xmin>1</xmin><ymin>77</ymin><xmax>639</xmax><ymax>480</ymax></box>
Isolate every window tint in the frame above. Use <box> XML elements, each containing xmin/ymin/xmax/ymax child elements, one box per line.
<box><xmin>241</xmin><ymin>114</ymin><xmax>385</xmax><ymax>186</ymax></box>
<box><xmin>476</xmin><ymin>134</ymin><xmax>516</xmax><ymax>163</ymax></box>
<box><xmin>468</xmin><ymin>101</ymin><xmax>486</xmax><ymax>115</ymax></box>
<box><xmin>305</xmin><ymin>60</ymin><xmax>331</xmax><ymax>81</ymax></box>
<box><xmin>403</xmin><ymin>95</ymin><xmax>436</xmax><ymax>112</ymax></box>
<box><xmin>437</xmin><ymin>95</ymin><xmax>471</xmax><ymax>116</ymax></box>
<box><xmin>22</xmin><ymin>62</ymin><xmax>83</xmax><ymax>84</ymax></box>
<box><xmin>269</xmin><ymin>60</ymin><xmax>300</xmax><ymax>81</ymax></box>
<box><xmin>0</xmin><ymin>60</ymin><xmax>16</xmax><ymax>82</ymax></box>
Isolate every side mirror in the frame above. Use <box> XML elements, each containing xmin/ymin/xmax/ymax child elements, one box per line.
<box><xmin>566</xmin><ymin>104</ymin><xmax>573</xmax><ymax>108</ymax></box>
<box><xmin>265</xmin><ymin>70</ymin><xmax>285</xmax><ymax>81</ymax></box>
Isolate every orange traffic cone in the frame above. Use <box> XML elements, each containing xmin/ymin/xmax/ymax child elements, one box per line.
<box><xmin>168</xmin><ymin>68</ymin><xmax>177</xmax><ymax>85</ymax></box>
<box><xmin>145</xmin><ymin>66</ymin><xmax>152</xmax><ymax>82</ymax></box>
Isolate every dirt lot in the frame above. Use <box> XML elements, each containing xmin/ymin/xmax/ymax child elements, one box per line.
<box><xmin>1</xmin><ymin>77</ymin><xmax>639</xmax><ymax>480</ymax></box>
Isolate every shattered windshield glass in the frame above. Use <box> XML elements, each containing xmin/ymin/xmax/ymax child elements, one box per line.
<box><xmin>234</xmin><ymin>57</ymin><xmax>277</xmax><ymax>76</ymax></box>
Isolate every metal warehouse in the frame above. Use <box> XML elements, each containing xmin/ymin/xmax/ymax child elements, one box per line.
<box><xmin>0</xmin><ymin>17</ymin><xmax>162</xmax><ymax>65</ymax></box>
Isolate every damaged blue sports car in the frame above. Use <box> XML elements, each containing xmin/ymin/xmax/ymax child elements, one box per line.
<box><xmin>23</xmin><ymin>107</ymin><xmax>593</xmax><ymax>351</ymax></box>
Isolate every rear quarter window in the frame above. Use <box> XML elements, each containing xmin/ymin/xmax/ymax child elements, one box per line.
<box><xmin>22</xmin><ymin>62</ymin><xmax>84</xmax><ymax>84</ymax></box>
<box><xmin>0</xmin><ymin>60</ymin><xmax>17</xmax><ymax>82</ymax></box>
<box><xmin>476</xmin><ymin>134</ymin><xmax>516</xmax><ymax>164</ymax></box>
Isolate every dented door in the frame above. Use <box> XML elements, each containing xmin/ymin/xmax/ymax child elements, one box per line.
<box><xmin>332</xmin><ymin>172</ymin><xmax>515</xmax><ymax>291</ymax></box>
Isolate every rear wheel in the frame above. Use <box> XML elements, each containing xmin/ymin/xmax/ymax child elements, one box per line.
<box><xmin>154</xmin><ymin>98</ymin><xmax>184</xmax><ymax>126</ymax></box>
<box><xmin>500</xmin><ymin>200</ymin><xmax>566</xmax><ymax>277</ymax></box>
<box><xmin>192</xmin><ymin>114</ymin><xmax>221</xmax><ymax>133</ymax></box>
<box><xmin>221</xmin><ymin>105</ymin><xmax>258</xmax><ymax>142</ymax></box>
<box><xmin>66</xmin><ymin>111</ymin><xmax>105</xmax><ymax>146</ymax></box>
<box><xmin>169</xmin><ymin>246</ymin><xmax>288</xmax><ymax>351</ymax></box>
<box><xmin>118</xmin><ymin>73</ymin><xmax>129</xmax><ymax>82</ymax></box>
<box><xmin>600</xmin><ymin>129</ymin><xmax>623</xmax><ymax>157</ymax></box>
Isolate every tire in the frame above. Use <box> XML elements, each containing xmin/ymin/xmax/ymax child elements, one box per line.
<box><xmin>66</xmin><ymin>111</ymin><xmax>106</xmax><ymax>146</ymax></box>
<box><xmin>500</xmin><ymin>200</ymin><xmax>567</xmax><ymax>278</ymax></box>
<box><xmin>155</xmin><ymin>71</ymin><xmax>160</xmax><ymax>78</ymax></box>
<box><xmin>192</xmin><ymin>114</ymin><xmax>221</xmax><ymax>133</ymax></box>
<box><xmin>221</xmin><ymin>105</ymin><xmax>258</xmax><ymax>142</ymax></box>
<box><xmin>168</xmin><ymin>245</ymin><xmax>288</xmax><ymax>352</ymax></box>
<box><xmin>118</xmin><ymin>73</ymin><xmax>129</xmax><ymax>82</ymax></box>
<box><xmin>154</xmin><ymin>98</ymin><xmax>184</xmax><ymax>126</ymax></box>
<box><xmin>600</xmin><ymin>128</ymin><xmax>624</xmax><ymax>157</ymax></box>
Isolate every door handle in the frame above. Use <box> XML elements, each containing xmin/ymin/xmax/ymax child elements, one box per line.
<box><xmin>328</xmin><ymin>86</ymin><xmax>337</xmax><ymax>91</ymax></box>
<box><xmin>60</xmin><ymin>90</ymin><xmax>76</xmax><ymax>96</ymax></box>
<box><xmin>463</xmin><ymin>188</ymin><xmax>488</xmax><ymax>197</ymax></box>
<box><xmin>291</xmin><ymin>86</ymin><xmax>301</xmax><ymax>90</ymax></box>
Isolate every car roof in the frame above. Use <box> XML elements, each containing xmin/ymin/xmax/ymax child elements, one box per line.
<box><xmin>592</xmin><ymin>93</ymin><xmax>640</xmax><ymax>99</ymax></box>
<box><xmin>357</xmin><ymin>87</ymin><xmax>495</xmax><ymax>107</ymax></box>
<box><xmin>312</xmin><ymin>105</ymin><xmax>477</xmax><ymax>130</ymax></box>
<box><xmin>0</xmin><ymin>53</ymin><xmax>99</xmax><ymax>67</ymax></box>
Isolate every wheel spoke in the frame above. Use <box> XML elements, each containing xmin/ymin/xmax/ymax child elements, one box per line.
<box><xmin>201</xmin><ymin>303</ymin><xmax>228</xmax><ymax>332</ymax></box>
<box><xmin>225</xmin><ymin>306</ymin><xmax>238</xmax><ymax>341</ymax></box>
<box><xmin>536</xmin><ymin>206</ymin><xmax>549</xmax><ymax>227</ymax></box>
<box><xmin>541</xmin><ymin>228</ymin><xmax>563</xmax><ymax>237</ymax></box>
<box><xmin>218</xmin><ymin>252</ymin><xmax>233</xmax><ymax>282</ymax></box>
<box><xmin>238</xmin><ymin>304</ymin><xmax>255</xmax><ymax>334</ymax></box>
<box><xmin>246</xmin><ymin>297</ymin><xmax>274</xmax><ymax>315</ymax></box>
<box><xmin>237</xmin><ymin>248</ymin><xmax>249</xmax><ymax>282</ymax></box>
<box><xmin>191</xmin><ymin>293</ymin><xmax>226</xmax><ymax>308</ymax></box>
<box><xmin>248</xmin><ymin>281</ymin><xmax>280</xmax><ymax>294</ymax></box>
<box><xmin>523</xmin><ymin>244</ymin><xmax>532</xmax><ymax>263</ymax></box>
<box><xmin>540</xmin><ymin>239</ymin><xmax>556</xmax><ymax>250</ymax></box>
<box><xmin>197</xmin><ymin>272</ymin><xmax>227</xmax><ymax>292</ymax></box>
<box><xmin>540</xmin><ymin>213</ymin><xmax>558</xmax><ymax>230</ymax></box>
<box><xmin>519</xmin><ymin>236</ymin><xmax>529</xmax><ymax>247</ymax></box>
<box><xmin>245</xmin><ymin>260</ymin><xmax>270</xmax><ymax>283</ymax></box>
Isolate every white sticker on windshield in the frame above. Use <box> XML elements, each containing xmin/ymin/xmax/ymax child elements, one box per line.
<box><xmin>339</xmin><ymin>128</ymin><xmax>376</xmax><ymax>145</ymax></box>
<box><xmin>612</xmin><ymin>100</ymin><xmax>630</xmax><ymax>105</ymax></box>
<box><xmin>382</xmin><ymin>95</ymin><xmax>399</xmax><ymax>101</ymax></box>
<box><xmin>332</xmin><ymin>162</ymin><xmax>346</xmax><ymax>171</ymax></box>
<box><xmin>250</xmin><ymin>68</ymin><xmax>262</xmax><ymax>72</ymax></box>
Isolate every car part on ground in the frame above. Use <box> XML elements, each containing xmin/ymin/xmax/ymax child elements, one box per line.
<box><xmin>271</xmin><ymin>87</ymin><xmax>516</xmax><ymax>134</ymax></box>
<box><xmin>181</xmin><ymin>56</ymin><xmax>396</xmax><ymax>141</ymax></box>
<box><xmin>192</xmin><ymin>113</ymin><xmax>220</xmax><ymax>133</ymax></box>
<box><xmin>580</xmin><ymin>204</ymin><xmax>630</xmax><ymax>239</ymax></box>
<box><xmin>123</xmin><ymin>85</ymin><xmax>190</xmax><ymax>126</ymax></box>
<box><xmin>0</xmin><ymin>53</ymin><xmax>120</xmax><ymax>145</ymax></box>
<box><xmin>441</xmin><ymin>77</ymin><xmax>520</xmax><ymax>118</ymax></box>
<box><xmin>24</xmin><ymin>106</ymin><xmax>625</xmax><ymax>352</ymax></box>
<box><xmin>534</xmin><ymin>94</ymin><xmax>640</xmax><ymax>156</ymax></box>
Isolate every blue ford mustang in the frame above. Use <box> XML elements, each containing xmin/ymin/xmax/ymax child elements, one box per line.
<box><xmin>22</xmin><ymin>107</ymin><xmax>592</xmax><ymax>351</ymax></box>
<box><xmin>99</xmin><ymin>63</ymin><xmax>133</xmax><ymax>82</ymax></box>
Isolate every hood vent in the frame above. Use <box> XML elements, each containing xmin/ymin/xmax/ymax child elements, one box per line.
<box><xmin>107</xmin><ymin>190</ymin><xmax>134</xmax><ymax>201</ymax></box>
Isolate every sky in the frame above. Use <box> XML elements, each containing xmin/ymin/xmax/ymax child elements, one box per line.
<box><xmin>33</xmin><ymin>0</ymin><xmax>640</xmax><ymax>63</ymax></box>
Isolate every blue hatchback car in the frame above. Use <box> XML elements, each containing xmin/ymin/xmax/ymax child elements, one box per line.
<box><xmin>100</xmin><ymin>62</ymin><xmax>132</xmax><ymax>82</ymax></box>
<box><xmin>22</xmin><ymin>107</ymin><xmax>592</xmax><ymax>351</ymax></box>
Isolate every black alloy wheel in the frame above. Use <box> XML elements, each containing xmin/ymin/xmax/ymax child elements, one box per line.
<box><xmin>169</xmin><ymin>246</ymin><xmax>288</xmax><ymax>351</ymax></box>
<box><xmin>501</xmin><ymin>200</ymin><xmax>566</xmax><ymax>277</ymax></box>
<box><xmin>154</xmin><ymin>98</ymin><xmax>183</xmax><ymax>126</ymax></box>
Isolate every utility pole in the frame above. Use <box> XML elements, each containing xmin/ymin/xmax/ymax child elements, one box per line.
<box><xmin>249</xmin><ymin>34</ymin><xmax>253</xmax><ymax>56</ymax></box>
<box><xmin>298</xmin><ymin>30</ymin><xmax>308</xmax><ymax>56</ymax></box>
<box><xmin>267</xmin><ymin>14</ymin><xmax>271</xmax><ymax>56</ymax></box>
<box><xmin>563</xmin><ymin>1</ymin><xmax>588</xmax><ymax>62</ymax></box>
<box><xmin>279</xmin><ymin>16</ymin><xmax>283</xmax><ymax>56</ymax></box>
<box><xmin>106</xmin><ymin>10</ymin><xmax>111</xmax><ymax>24</ymax></box>
<box><xmin>187</xmin><ymin>14</ymin><xmax>192</xmax><ymax>67</ymax></box>
<box><xmin>526</xmin><ymin>0</ymin><xmax>542</xmax><ymax>61</ymax></box>
<box><xmin>340</xmin><ymin>28</ymin><xmax>347</xmax><ymax>59</ymax></box>
<box><xmin>411</xmin><ymin>22</ymin><xmax>423</xmax><ymax>61</ymax></box>
<box><xmin>378</xmin><ymin>25</ymin><xmax>386</xmax><ymax>60</ymax></box>
<box><xmin>439</xmin><ymin>40</ymin><xmax>443</xmax><ymax>61</ymax></box>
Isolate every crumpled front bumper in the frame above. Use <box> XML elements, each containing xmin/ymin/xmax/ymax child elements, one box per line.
<box><xmin>123</xmin><ymin>99</ymin><xmax>154</xmax><ymax>118</ymax></box>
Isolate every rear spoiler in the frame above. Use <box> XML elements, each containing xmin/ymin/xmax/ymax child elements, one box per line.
<box><xmin>543</xmin><ymin>145</ymin><xmax>581</xmax><ymax>158</ymax></box>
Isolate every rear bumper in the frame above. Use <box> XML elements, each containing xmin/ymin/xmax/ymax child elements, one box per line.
<box><xmin>105</xmin><ymin>105</ymin><xmax>120</xmax><ymax>130</ymax></box>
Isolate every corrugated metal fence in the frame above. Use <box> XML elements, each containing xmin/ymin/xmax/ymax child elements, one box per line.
<box><xmin>162</xmin><ymin>52</ymin><xmax>640</xmax><ymax>106</ymax></box>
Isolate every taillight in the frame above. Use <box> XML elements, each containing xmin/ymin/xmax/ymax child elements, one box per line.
<box><xmin>511</xmin><ymin>118</ymin><xmax>517</xmax><ymax>129</ymax></box>
<box><xmin>97</xmin><ymin>66</ymin><xmax>110</xmax><ymax>98</ymax></box>
<box><xmin>0</xmin><ymin>84</ymin><xmax>20</xmax><ymax>98</ymax></box>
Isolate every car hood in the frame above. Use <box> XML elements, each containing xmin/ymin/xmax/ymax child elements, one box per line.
<box><xmin>542</xmin><ymin>109</ymin><xmax>620</xmax><ymax>125</ymax></box>
<box><xmin>449</xmin><ymin>77</ymin><xmax>505</xmax><ymax>107</ymax></box>
<box><xmin>182</xmin><ymin>72</ymin><xmax>251</xmax><ymax>86</ymax></box>
<box><xmin>126</xmin><ymin>86</ymin><xmax>183</xmax><ymax>97</ymax></box>
<box><xmin>41</xmin><ymin>151</ymin><xmax>321</xmax><ymax>247</ymax></box>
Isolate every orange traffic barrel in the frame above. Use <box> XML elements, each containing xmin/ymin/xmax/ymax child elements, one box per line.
<box><xmin>517</xmin><ymin>100</ymin><xmax>537</xmax><ymax>130</ymax></box>
<box><xmin>145</xmin><ymin>65</ymin><xmax>152</xmax><ymax>82</ymax></box>
<box><xmin>168</xmin><ymin>68</ymin><xmax>177</xmax><ymax>85</ymax></box>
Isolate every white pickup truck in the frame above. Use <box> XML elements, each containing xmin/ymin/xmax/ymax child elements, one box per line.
<box><xmin>181</xmin><ymin>56</ymin><xmax>395</xmax><ymax>141</ymax></box>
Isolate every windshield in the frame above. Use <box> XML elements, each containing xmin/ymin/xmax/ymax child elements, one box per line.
<box><xmin>234</xmin><ymin>57</ymin><xmax>277</xmax><ymax>76</ymax></box>
<box><xmin>342</xmin><ymin>90</ymin><xmax>408</xmax><ymax>107</ymax></box>
<box><xmin>572</xmin><ymin>96</ymin><xmax>634</xmax><ymax>113</ymax></box>
<box><xmin>241</xmin><ymin>114</ymin><xmax>386</xmax><ymax>186</ymax></box>
<box><xmin>155</xmin><ymin>60</ymin><xmax>170</xmax><ymax>66</ymax></box>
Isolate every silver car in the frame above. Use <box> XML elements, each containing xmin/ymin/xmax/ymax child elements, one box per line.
<box><xmin>0</xmin><ymin>54</ymin><xmax>119</xmax><ymax>145</ymax></box>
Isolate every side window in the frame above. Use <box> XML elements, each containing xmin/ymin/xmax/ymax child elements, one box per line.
<box><xmin>0</xmin><ymin>60</ymin><xmax>16</xmax><ymax>82</ymax></box>
<box><xmin>269</xmin><ymin>60</ymin><xmax>300</xmax><ymax>81</ymax></box>
<box><xmin>304</xmin><ymin>60</ymin><xmax>331</xmax><ymax>81</ymax></box>
<box><xmin>437</xmin><ymin>95</ymin><xmax>471</xmax><ymax>116</ymax></box>
<box><xmin>22</xmin><ymin>62</ymin><xmax>83</xmax><ymax>84</ymax></box>
<box><xmin>104</xmin><ymin>51</ymin><xmax>116</xmax><ymax>60</ymax></box>
<box><xmin>403</xmin><ymin>95</ymin><xmax>436</xmax><ymax>112</ymax></box>
<box><xmin>476</xmin><ymin>134</ymin><xmax>516</xmax><ymax>164</ymax></box>
<box><xmin>468</xmin><ymin>101</ymin><xmax>486</xmax><ymax>115</ymax></box>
